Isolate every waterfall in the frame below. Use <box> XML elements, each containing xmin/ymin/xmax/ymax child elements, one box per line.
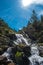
<box><xmin>29</xmin><ymin>44</ymin><xmax>43</xmax><ymax>65</ymax></box>
<box><xmin>2</xmin><ymin>34</ymin><xmax>43</xmax><ymax>65</ymax></box>
<box><xmin>2</xmin><ymin>47</ymin><xmax>13</xmax><ymax>62</ymax></box>
<box><xmin>13</xmin><ymin>34</ymin><xmax>31</xmax><ymax>46</ymax></box>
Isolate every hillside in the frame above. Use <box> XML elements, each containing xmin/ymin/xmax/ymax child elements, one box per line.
<box><xmin>0</xmin><ymin>19</ymin><xmax>17</xmax><ymax>46</ymax></box>
<box><xmin>0</xmin><ymin>19</ymin><xmax>16</xmax><ymax>35</ymax></box>
<box><xmin>19</xmin><ymin>10</ymin><xmax>43</xmax><ymax>43</ymax></box>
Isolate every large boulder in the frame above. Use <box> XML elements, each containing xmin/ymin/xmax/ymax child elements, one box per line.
<box><xmin>15</xmin><ymin>51</ymin><xmax>30</xmax><ymax>65</ymax></box>
<box><xmin>6</xmin><ymin>34</ymin><xmax>17</xmax><ymax>41</ymax></box>
<box><xmin>23</xmin><ymin>46</ymin><xmax>31</xmax><ymax>57</ymax></box>
<box><xmin>0</xmin><ymin>55</ymin><xmax>7</xmax><ymax>65</ymax></box>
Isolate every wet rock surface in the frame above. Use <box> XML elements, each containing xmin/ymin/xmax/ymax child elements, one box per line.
<box><xmin>0</xmin><ymin>44</ymin><xmax>43</xmax><ymax>65</ymax></box>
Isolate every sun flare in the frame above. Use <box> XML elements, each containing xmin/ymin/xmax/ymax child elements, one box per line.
<box><xmin>22</xmin><ymin>0</ymin><xmax>34</xmax><ymax>7</ymax></box>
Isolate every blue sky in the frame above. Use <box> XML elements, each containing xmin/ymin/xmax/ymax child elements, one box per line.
<box><xmin>0</xmin><ymin>0</ymin><xmax>43</xmax><ymax>31</ymax></box>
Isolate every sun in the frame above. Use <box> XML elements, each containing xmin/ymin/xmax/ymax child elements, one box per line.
<box><xmin>22</xmin><ymin>0</ymin><xmax>33</xmax><ymax>7</ymax></box>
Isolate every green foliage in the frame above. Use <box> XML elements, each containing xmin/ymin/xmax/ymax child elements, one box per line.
<box><xmin>15</xmin><ymin>51</ymin><xmax>23</xmax><ymax>58</ymax></box>
<box><xmin>0</xmin><ymin>18</ymin><xmax>16</xmax><ymax>35</ymax></box>
<box><xmin>15</xmin><ymin>51</ymin><xmax>23</xmax><ymax>65</ymax></box>
<box><xmin>15</xmin><ymin>51</ymin><xmax>30</xmax><ymax>65</ymax></box>
<box><xmin>30</xmin><ymin>10</ymin><xmax>38</xmax><ymax>23</ymax></box>
<box><xmin>0</xmin><ymin>18</ymin><xmax>16</xmax><ymax>46</ymax></box>
<box><xmin>19</xmin><ymin>10</ymin><xmax>43</xmax><ymax>43</ymax></box>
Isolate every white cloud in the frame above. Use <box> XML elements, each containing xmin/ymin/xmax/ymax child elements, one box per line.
<box><xmin>22</xmin><ymin>0</ymin><xmax>34</xmax><ymax>7</ymax></box>
<box><xmin>22</xmin><ymin>0</ymin><xmax>43</xmax><ymax>7</ymax></box>
<box><xmin>35</xmin><ymin>0</ymin><xmax>43</xmax><ymax>5</ymax></box>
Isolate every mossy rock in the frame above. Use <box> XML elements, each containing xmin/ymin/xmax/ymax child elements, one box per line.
<box><xmin>15</xmin><ymin>51</ymin><xmax>23</xmax><ymax>58</ymax></box>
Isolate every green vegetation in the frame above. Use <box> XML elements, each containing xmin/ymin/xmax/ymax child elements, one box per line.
<box><xmin>15</xmin><ymin>51</ymin><xmax>23</xmax><ymax>57</ymax></box>
<box><xmin>0</xmin><ymin>18</ymin><xmax>17</xmax><ymax>47</ymax></box>
<box><xmin>19</xmin><ymin>10</ymin><xmax>43</xmax><ymax>43</ymax></box>
<box><xmin>0</xmin><ymin>18</ymin><xmax>16</xmax><ymax>35</ymax></box>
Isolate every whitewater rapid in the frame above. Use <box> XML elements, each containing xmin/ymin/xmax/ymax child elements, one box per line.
<box><xmin>13</xmin><ymin>34</ymin><xmax>31</xmax><ymax>46</ymax></box>
<box><xmin>2</xmin><ymin>34</ymin><xmax>43</xmax><ymax>65</ymax></box>
<box><xmin>29</xmin><ymin>44</ymin><xmax>43</xmax><ymax>65</ymax></box>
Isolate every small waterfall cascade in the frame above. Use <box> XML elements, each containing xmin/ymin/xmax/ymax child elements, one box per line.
<box><xmin>13</xmin><ymin>34</ymin><xmax>31</xmax><ymax>46</ymax></box>
<box><xmin>2</xmin><ymin>44</ymin><xmax>43</xmax><ymax>65</ymax></box>
<box><xmin>29</xmin><ymin>44</ymin><xmax>43</xmax><ymax>65</ymax></box>
<box><xmin>2</xmin><ymin>47</ymin><xmax>13</xmax><ymax>62</ymax></box>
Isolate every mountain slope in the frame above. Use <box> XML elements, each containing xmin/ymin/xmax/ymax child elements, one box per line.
<box><xmin>0</xmin><ymin>19</ymin><xmax>16</xmax><ymax>46</ymax></box>
<box><xmin>0</xmin><ymin>19</ymin><xmax>31</xmax><ymax>46</ymax></box>
<box><xmin>18</xmin><ymin>10</ymin><xmax>43</xmax><ymax>43</ymax></box>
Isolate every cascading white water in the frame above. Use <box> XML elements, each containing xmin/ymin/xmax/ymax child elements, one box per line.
<box><xmin>2</xmin><ymin>47</ymin><xmax>13</xmax><ymax>62</ymax></box>
<box><xmin>31</xmin><ymin>44</ymin><xmax>39</xmax><ymax>55</ymax></box>
<box><xmin>2</xmin><ymin>34</ymin><xmax>43</xmax><ymax>65</ymax></box>
<box><xmin>13</xmin><ymin>34</ymin><xmax>43</xmax><ymax>65</ymax></box>
<box><xmin>29</xmin><ymin>44</ymin><xmax>43</xmax><ymax>65</ymax></box>
<box><xmin>13</xmin><ymin>34</ymin><xmax>30</xmax><ymax>46</ymax></box>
